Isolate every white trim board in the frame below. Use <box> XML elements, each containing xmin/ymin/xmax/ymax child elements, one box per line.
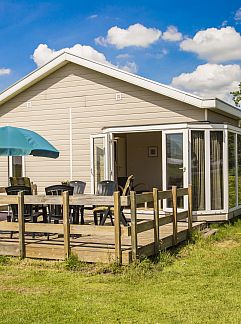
<box><xmin>0</xmin><ymin>52</ymin><xmax>241</xmax><ymax>119</ymax></box>
<box><xmin>103</xmin><ymin>122</ymin><xmax>241</xmax><ymax>135</ymax></box>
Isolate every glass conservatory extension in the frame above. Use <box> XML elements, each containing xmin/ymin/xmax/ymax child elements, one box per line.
<box><xmin>100</xmin><ymin>122</ymin><xmax>241</xmax><ymax>221</ymax></box>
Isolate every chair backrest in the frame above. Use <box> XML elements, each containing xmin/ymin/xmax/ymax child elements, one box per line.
<box><xmin>45</xmin><ymin>185</ymin><xmax>74</xmax><ymax>196</ymax></box>
<box><xmin>10</xmin><ymin>177</ymin><xmax>31</xmax><ymax>187</ymax></box>
<box><xmin>96</xmin><ymin>180</ymin><xmax>117</xmax><ymax>196</ymax></box>
<box><xmin>69</xmin><ymin>181</ymin><xmax>86</xmax><ymax>195</ymax></box>
<box><xmin>45</xmin><ymin>185</ymin><xmax>73</xmax><ymax>219</ymax></box>
<box><xmin>121</xmin><ymin>175</ymin><xmax>134</xmax><ymax>196</ymax></box>
<box><xmin>5</xmin><ymin>185</ymin><xmax>32</xmax><ymax>219</ymax></box>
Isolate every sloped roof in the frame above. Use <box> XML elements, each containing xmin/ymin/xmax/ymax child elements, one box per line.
<box><xmin>1</xmin><ymin>52</ymin><xmax>241</xmax><ymax>119</ymax></box>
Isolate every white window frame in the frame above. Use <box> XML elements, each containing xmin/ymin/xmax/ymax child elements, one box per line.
<box><xmin>103</xmin><ymin>122</ymin><xmax>241</xmax><ymax>216</ymax></box>
<box><xmin>227</xmin><ymin>130</ymin><xmax>239</xmax><ymax>212</ymax></box>
<box><xmin>90</xmin><ymin>134</ymin><xmax>110</xmax><ymax>194</ymax></box>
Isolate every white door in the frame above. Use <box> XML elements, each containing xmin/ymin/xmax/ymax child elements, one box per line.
<box><xmin>162</xmin><ymin>129</ymin><xmax>189</xmax><ymax>210</ymax></box>
<box><xmin>90</xmin><ymin>134</ymin><xmax>112</xmax><ymax>193</ymax></box>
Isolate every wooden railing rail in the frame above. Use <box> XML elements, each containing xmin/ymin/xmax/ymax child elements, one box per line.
<box><xmin>0</xmin><ymin>194</ymin><xmax>129</xmax><ymax>207</ymax></box>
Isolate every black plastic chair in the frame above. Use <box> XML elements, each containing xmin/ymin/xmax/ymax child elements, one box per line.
<box><xmin>45</xmin><ymin>185</ymin><xmax>73</xmax><ymax>224</ymax></box>
<box><xmin>5</xmin><ymin>185</ymin><xmax>43</xmax><ymax>238</ymax></box>
<box><xmin>96</xmin><ymin>180</ymin><xmax>117</xmax><ymax>196</ymax></box>
<box><xmin>69</xmin><ymin>181</ymin><xmax>86</xmax><ymax>224</ymax></box>
<box><xmin>69</xmin><ymin>181</ymin><xmax>86</xmax><ymax>194</ymax></box>
<box><xmin>5</xmin><ymin>186</ymin><xmax>42</xmax><ymax>222</ymax></box>
<box><xmin>93</xmin><ymin>180</ymin><xmax>117</xmax><ymax>225</ymax></box>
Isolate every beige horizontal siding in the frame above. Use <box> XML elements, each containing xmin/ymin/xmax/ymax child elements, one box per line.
<box><xmin>0</xmin><ymin>62</ymin><xmax>205</xmax><ymax>193</ymax></box>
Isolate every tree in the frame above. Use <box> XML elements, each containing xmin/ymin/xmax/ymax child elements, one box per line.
<box><xmin>231</xmin><ymin>82</ymin><xmax>241</xmax><ymax>107</ymax></box>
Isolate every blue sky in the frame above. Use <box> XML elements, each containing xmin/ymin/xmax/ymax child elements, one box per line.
<box><xmin>0</xmin><ymin>0</ymin><xmax>241</xmax><ymax>101</ymax></box>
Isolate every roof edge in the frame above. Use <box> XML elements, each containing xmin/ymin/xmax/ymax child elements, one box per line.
<box><xmin>0</xmin><ymin>51</ymin><xmax>241</xmax><ymax>120</ymax></box>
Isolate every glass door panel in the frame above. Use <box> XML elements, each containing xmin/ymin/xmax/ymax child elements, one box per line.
<box><xmin>12</xmin><ymin>156</ymin><xmax>23</xmax><ymax>177</ymax></box>
<box><xmin>166</xmin><ymin>133</ymin><xmax>184</xmax><ymax>190</ymax></box>
<box><xmin>9</xmin><ymin>156</ymin><xmax>23</xmax><ymax>178</ymax></box>
<box><xmin>163</xmin><ymin>130</ymin><xmax>188</xmax><ymax>210</ymax></box>
<box><xmin>91</xmin><ymin>135</ymin><xmax>108</xmax><ymax>193</ymax></box>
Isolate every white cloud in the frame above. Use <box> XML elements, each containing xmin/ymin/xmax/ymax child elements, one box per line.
<box><xmin>234</xmin><ymin>8</ymin><xmax>241</xmax><ymax>21</ymax></box>
<box><xmin>32</xmin><ymin>43</ymin><xmax>138</xmax><ymax>74</ymax></box>
<box><xmin>32</xmin><ymin>43</ymin><xmax>112</xmax><ymax>67</ymax></box>
<box><xmin>95</xmin><ymin>23</ymin><xmax>161</xmax><ymax>49</ymax></box>
<box><xmin>116</xmin><ymin>53</ymin><xmax>132</xmax><ymax>59</ymax></box>
<box><xmin>88</xmin><ymin>14</ymin><xmax>98</xmax><ymax>19</ymax></box>
<box><xmin>0</xmin><ymin>68</ymin><xmax>11</xmax><ymax>75</ymax></box>
<box><xmin>146</xmin><ymin>48</ymin><xmax>168</xmax><ymax>59</ymax></box>
<box><xmin>180</xmin><ymin>26</ymin><xmax>241</xmax><ymax>63</ymax></box>
<box><xmin>118</xmin><ymin>61</ymin><xmax>138</xmax><ymax>74</ymax></box>
<box><xmin>171</xmin><ymin>63</ymin><xmax>241</xmax><ymax>101</ymax></box>
<box><xmin>162</xmin><ymin>26</ymin><xmax>183</xmax><ymax>42</ymax></box>
<box><xmin>221</xmin><ymin>20</ymin><xmax>228</xmax><ymax>27</ymax></box>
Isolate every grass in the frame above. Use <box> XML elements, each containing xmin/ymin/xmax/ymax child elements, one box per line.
<box><xmin>2</xmin><ymin>222</ymin><xmax>241</xmax><ymax>323</ymax></box>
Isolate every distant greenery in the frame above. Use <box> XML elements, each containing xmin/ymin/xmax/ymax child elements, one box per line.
<box><xmin>231</xmin><ymin>82</ymin><xmax>241</xmax><ymax>107</ymax></box>
<box><xmin>2</xmin><ymin>223</ymin><xmax>241</xmax><ymax>323</ymax></box>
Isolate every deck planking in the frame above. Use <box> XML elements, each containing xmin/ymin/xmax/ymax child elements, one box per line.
<box><xmin>0</xmin><ymin>217</ymin><xmax>206</xmax><ymax>264</ymax></box>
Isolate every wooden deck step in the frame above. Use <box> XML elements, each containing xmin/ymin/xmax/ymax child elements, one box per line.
<box><xmin>201</xmin><ymin>228</ymin><xmax>218</xmax><ymax>238</ymax></box>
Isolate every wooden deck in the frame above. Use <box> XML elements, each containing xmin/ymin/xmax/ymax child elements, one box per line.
<box><xmin>0</xmin><ymin>214</ymin><xmax>206</xmax><ymax>264</ymax></box>
<box><xmin>0</xmin><ymin>185</ymin><xmax>206</xmax><ymax>264</ymax></box>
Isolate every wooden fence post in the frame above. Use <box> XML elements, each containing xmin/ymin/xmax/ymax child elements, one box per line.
<box><xmin>188</xmin><ymin>184</ymin><xmax>193</xmax><ymax>236</ymax></box>
<box><xmin>172</xmin><ymin>186</ymin><xmax>178</xmax><ymax>245</ymax></box>
<box><xmin>63</xmin><ymin>191</ymin><xmax>70</xmax><ymax>259</ymax></box>
<box><xmin>130</xmin><ymin>191</ymin><xmax>138</xmax><ymax>262</ymax></box>
<box><xmin>153</xmin><ymin>188</ymin><xmax>160</xmax><ymax>254</ymax></box>
<box><xmin>114</xmin><ymin>191</ymin><xmax>122</xmax><ymax>265</ymax></box>
<box><xmin>18</xmin><ymin>191</ymin><xmax>25</xmax><ymax>259</ymax></box>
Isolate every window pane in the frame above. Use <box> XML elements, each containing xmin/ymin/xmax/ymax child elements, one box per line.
<box><xmin>228</xmin><ymin>132</ymin><xmax>236</xmax><ymax>208</ymax></box>
<box><xmin>191</xmin><ymin>131</ymin><xmax>205</xmax><ymax>211</ymax></box>
<box><xmin>12</xmin><ymin>156</ymin><xmax>22</xmax><ymax>177</ymax></box>
<box><xmin>238</xmin><ymin>134</ymin><xmax>241</xmax><ymax>205</ymax></box>
<box><xmin>210</xmin><ymin>131</ymin><xmax>223</xmax><ymax>210</ymax></box>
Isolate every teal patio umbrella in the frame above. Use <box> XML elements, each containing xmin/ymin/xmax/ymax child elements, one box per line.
<box><xmin>0</xmin><ymin>126</ymin><xmax>59</xmax><ymax>158</ymax></box>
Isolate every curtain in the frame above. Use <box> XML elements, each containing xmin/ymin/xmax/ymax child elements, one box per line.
<box><xmin>228</xmin><ymin>132</ymin><xmax>236</xmax><ymax>208</ymax></box>
<box><xmin>238</xmin><ymin>134</ymin><xmax>241</xmax><ymax>205</ymax></box>
<box><xmin>191</xmin><ymin>131</ymin><xmax>205</xmax><ymax>211</ymax></box>
<box><xmin>210</xmin><ymin>131</ymin><xmax>223</xmax><ymax>210</ymax></box>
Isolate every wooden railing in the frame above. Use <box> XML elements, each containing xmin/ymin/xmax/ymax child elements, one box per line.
<box><xmin>0</xmin><ymin>185</ymin><xmax>192</xmax><ymax>264</ymax></box>
<box><xmin>118</xmin><ymin>185</ymin><xmax>192</xmax><ymax>264</ymax></box>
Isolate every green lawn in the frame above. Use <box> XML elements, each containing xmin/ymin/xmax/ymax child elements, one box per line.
<box><xmin>1</xmin><ymin>222</ymin><xmax>241</xmax><ymax>323</ymax></box>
